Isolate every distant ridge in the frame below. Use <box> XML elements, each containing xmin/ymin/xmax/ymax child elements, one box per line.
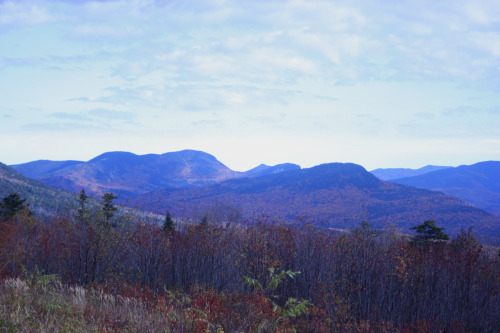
<box><xmin>393</xmin><ymin>161</ymin><xmax>500</xmax><ymax>215</ymax></box>
<box><xmin>11</xmin><ymin>150</ymin><xmax>299</xmax><ymax>196</ymax></box>
<box><xmin>11</xmin><ymin>150</ymin><xmax>238</xmax><ymax>196</ymax></box>
<box><xmin>370</xmin><ymin>165</ymin><xmax>452</xmax><ymax>180</ymax></box>
<box><xmin>10</xmin><ymin>151</ymin><xmax>500</xmax><ymax>237</ymax></box>
<box><xmin>244</xmin><ymin>163</ymin><xmax>301</xmax><ymax>177</ymax></box>
<box><xmin>11</xmin><ymin>160</ymin><xmax>84</xmax><ymax>179</ymax></box>
<box><xmin>127</xmin><ymin>162</ymin><xmax>500</xmax><ymax>238</ymax></box>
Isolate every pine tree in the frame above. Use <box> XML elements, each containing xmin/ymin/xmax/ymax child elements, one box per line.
<box><xmin>102</xmin><ymin>193</ymin><xmax>117</xmax><ymax>224</ymax></box>
<box><xmin>163</xmin><ymin>211</ymin><xmax>175</xmax><ymax>234</ymax></box>
<box><xmin>76</xmin><ymin>189</ymin><xmax>89</xmax><ymax>223</ymax></box>
<box><xmin>0</xmin><ymin>193</ymin><xmax>28</xmax><ymax>221</ymax></box>
<box><xmin>410</xmin><ymin>220</ymin><xmax>449</xmax><ymax>246</ymax></box>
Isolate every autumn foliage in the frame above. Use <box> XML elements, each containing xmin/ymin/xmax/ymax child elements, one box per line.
<box><xmin>0</xmin><ymin>203</ymin><xmax>499</xmax><ymax>332</ymax></box>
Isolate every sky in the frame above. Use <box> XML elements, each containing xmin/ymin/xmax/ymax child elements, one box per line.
<box><xmin>1</xmin><ymin>0</ymin><xmax>499</xmax><ymax>171</ymax></box>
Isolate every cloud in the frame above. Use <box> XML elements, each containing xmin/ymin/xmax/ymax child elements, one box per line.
<box><xmin>50</xmin><ymin>112</ymin><xmax>92</xmax><ymax>121</ymax></box>
<box><xmin>88</xmin><ymin>108</ymin><xmax>135</xmax><ymax>122</ymax></box>
<box><xmin>356</xmin><ymin>113</ymin><xmax>380</xmax><ymax>122</ymax></box>
<box><xmin>65</xmin><ymin>97</ymin><xmax>94</xmax><ymax>103</ymax></box>
<box><xmin>245</xmin><ymin>113</ymin><xmax>288</xmax><ymax>127</ymax></box>
<box><xmin>2</xmin><ymin>0</ymin><xmax>500</xmax><ymax>171</ymax></box>
<box><xmin>487</xmin><ymin>107</ymin><xmax>500</xmax><ymax>114</ymax></box>
<box><xmin>96</xmin><ymin>83</ymin><xmax>302</xmax><ymax>112</ymax></box>
<box><xmin>442</xmin><ymin>106</ymin><xmax>500</xmax><ymax>118</ymax></box>
<box><xmin>77</xmin><ymin>0</ymin><xmax>156</xmax><ymax>20</ymax></box>
<box><xmin>70</xmin><ymin>24</ymin><xmax>143</xmax><ymax>39</ymax></box>
<box><xmin>462</xmin><ymin>2</ymin><xmax>500</xmax><ymax>25</ymax></box>
<box><xmin>0</xmin><ymin>56</ymin><xmax>44</xmax><ymax>68</ymax></box>
<box><xmin>110</xmin><ymin>60</ymin><xmax>152</xmax><ymax>81</ymax></box>
<box><xmin>468</xmin><ymin>32</ymin><xmax>500</xmax><ymax>58</ymax></box>
<box><xmin>20</xmin><ymin>122</ymin><xmax>105</xmax><ymax>132</ymax></box>
<box><xmin>51</xmin><ymin>109</ymin><xmax>136</xmax><ymax>123</ymax></box>
<box><xmin>0</xmin><ymin>52</ymin><xmax>105</xmax><ymax>72</ymax></box>
<box><xmin>190</xmin><ymin>119</ymin><xmax>224</xmax><ymax>129</ymax></box>
<box><xmin>21</xmin><ymin>110</ymin><xmax>138</xmax><ymax>133</ymax></box>
<box><xmin>414</xmin><ymin>112</ymin><xmax>434</xmax><ymax>119</ymax></box>
<box><xmin>0</xmin><ymin>0</ymin><xmax>54</xmax><ymax>30</ymax></box>
<box><xmin>4</xmin><ymin>0</ymin><xmax>497</xmax><ymax>88</ymax></box>
<box><xmin>443</xmin><ymin>106</ymin><xmax>477</xmax><ymax>118</ymax></box>
<box><xmin>97</xmin><ymin>85</ymin><xmax>168</xmax><ymax>109</ymax></box>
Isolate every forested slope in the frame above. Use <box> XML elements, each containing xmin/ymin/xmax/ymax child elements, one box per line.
<box><xmin>128</xmin><ymin>163</ymin><xmax>500</xmax><ymax>237</ymax></box>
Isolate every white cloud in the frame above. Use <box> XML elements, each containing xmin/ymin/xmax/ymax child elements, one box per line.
<box><xmin>1</xmin><ymin>0</ymin><xmax>500</xmax><ymax>168</ymax></box>
<box><xmin>0</xmin><ymin>1</ymin><xmax>53</xmax><ymax>29</ymax></box>
<box><xmin>468</xmin><ymin>32</ymin><xmax>500</xmax><ymax>58</ymax></box>
<box><xmin>78</xmin><ymin>0</ymin><xmax>155</xmax><ymax>20</ymax></box>
<box><xmin>88</xmin><ymin>108</ymin><xmax>135</xmax><ymax>121</ymax></box>
<box><xmin>95</xmin><ymin>82</ymin><xmax>301</xmax><ymax>113</ymax></box>
<box><xmin>462</xmin><ymin>2</ymin><xmax>500</xmax><ymax>26</ymax></box>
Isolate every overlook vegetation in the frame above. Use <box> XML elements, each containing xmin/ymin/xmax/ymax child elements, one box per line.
<box><xmin>0</xmin><ymin>193</ymin><xmax>499</xmax><ymax>332</ymax></box>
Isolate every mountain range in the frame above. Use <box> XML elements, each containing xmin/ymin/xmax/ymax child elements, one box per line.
<box><xmin>126</xmin><ymin>162</ymin><xmax>500</xmax><ymax>237</ymax></box>
<box><xmin>10</xmin><ymin>150</ymin><xmax>301</xmax><ymax>197</ymax></box>
<box><xmin>5</xmin><ymin>150</ymin><xmax>500</xmax><ymax>238</ymax></box>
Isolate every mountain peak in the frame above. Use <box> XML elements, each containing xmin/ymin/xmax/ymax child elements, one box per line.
<box><xmin>11</xmin><ymin>150</ymin><xmax>238</xmax><ymax>196</ymax></box>
<box><xmin>162</xmin><ymin>149</ymin><xmax>218</xmax><ymax>159</ymax></box>
<box><xmin>246</xmin><ymin>164</ymin><xmax>270</xmax><ymax>173</ymax></box>
<box><xmin>88</xmin><ymin>151</ymin><xmax>139</xmax><ymax>163</ymax></box>
<box><xmin>244</xmin><ymin>163</ymin><xmax>301</xmax><ymax>177</ymax></box>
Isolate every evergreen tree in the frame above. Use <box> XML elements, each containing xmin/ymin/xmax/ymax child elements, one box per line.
<box><xmin>353</xmin><ymin>220</ymin><xmax>378</xmax><ymax>238</ymax></box>
<box><xmin>76</xmin><ymin>189</ymin><xmax>89</xmax><ymax>223</ymax></box>
<box><xmin>0</xmin><ymin>193</ymin><xmax>28</xmax><ymax>221</ymax></box>
<box><xmin>102</xmin><ymin>193</ymin><xmax>117</xmax><ymax>224</ymax></box>
<box><xmin>163</xmin><ymin>211</ymin><xmax>175</xmax><ymax>234</ymax></box>
<box><xmin>410</xmin><ymin>220</ymin><xmax>449</xmax><ymax>245</ymax></box>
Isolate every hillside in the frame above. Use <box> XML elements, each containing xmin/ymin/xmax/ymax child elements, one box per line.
<box><xmin>370</xmin><ymin>165</ymin><xmax>451</xmax><ymax>180</ymax></box>
<box><xmin>393</xmin><ymin>161</ymin><xmax>500</xmax><ymax>215</ymax></box>
<box><xmin>0</xmin><ymin>162</ymin><xmax>77</xmax><ymax>215</ymax></box>
<box><xmin>127</xmin><ymin>163</ymin><xmax>500</xmax><ymax>237</ymax></box>
<box><xmin>10</xmin><ymin>160</ymin><xmax>84</xmax><ymax>179</ymax></box>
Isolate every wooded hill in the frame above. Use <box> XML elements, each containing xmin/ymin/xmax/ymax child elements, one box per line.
<box><xmin>392</xmin><ymin>161</ymin><xmax>500</xmax><ymax>215</ymax></box>
<box><xmin>127</xmin><ymin>163</ymin><xmax>500</xmax><ymax>238</ymax></box>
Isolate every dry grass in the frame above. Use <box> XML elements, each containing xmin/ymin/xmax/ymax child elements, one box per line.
<box><xmin>0</xmin><ymin>274</ymin><xmax>205</xmax><ymax>333</ymax></box>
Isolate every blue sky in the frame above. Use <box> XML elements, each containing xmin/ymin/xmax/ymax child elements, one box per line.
<box><xmin>1</xmin><ymin>0</ymin><xmax>499</xmax><ymax>171</ymax></box>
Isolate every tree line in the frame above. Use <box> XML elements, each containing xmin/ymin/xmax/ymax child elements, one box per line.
<box><xmin>0</xmin><ymin>192</ymin><xmax>499</xmax><ymax>332</ymax></box>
